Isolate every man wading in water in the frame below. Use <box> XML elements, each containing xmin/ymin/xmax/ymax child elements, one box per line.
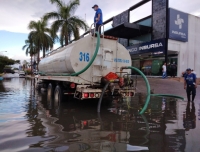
<box><xmin>184</xmin><ymin>68</ymin><xmax>197</xmax><ymax>102</ymax></box>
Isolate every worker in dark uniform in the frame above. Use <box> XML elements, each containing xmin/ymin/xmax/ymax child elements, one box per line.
<box><xmin>184</xmin><ymin>68</ymin><xmax>197</xmax><ymax>102</ymax></box>
<box><xmin>33</xmin><ymin>60</ymin><xmax>36</xmax><ymax>70</ymax></box>
<box><xmin>92</xmin><ymin>4</ymin><xmax>103</xmax><ymax>34</ymax></box>
<box><xmin>171</xmin><ymin>62</ymin><xmax>177</xmax><ymax>77</ymax></box>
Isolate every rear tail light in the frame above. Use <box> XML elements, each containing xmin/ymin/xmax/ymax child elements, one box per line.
<box><xmin>70</xmin><ymin>83</ymin><xmax>75</xmax><ymax>88</ymax></box>
<box><xmin>123</xmin><ymin>93</ymin><xmax>126</xmax><ymax>97</ymax></box>
<box><xmin>121</xmin><ymin>92</ymin><xmax>134</xmax><ymax>97</ymax></box>
<box><xmin>95</xmin><ymin>93</ymin><xmax>100</xmax><ymax>98</ymax></box>
<box><xmin>83</xmin><ymin>121</ymin><xmax>87</xmax><ymax>126</ymax></box>
<box><xmin>83</xmin><ymin>93</ymin><xmax>89</xmax><ymax>98</ymax></box>
<box><xmin>90</xmin><ymin>93</ymin><xmax>94</xmax><ymax>98</ymax></box>
<box><xmin>130</xmin><ymin>92</ymin><xmax>134</xmax><ymax>96</ymax></box>
<box><xmin>81</xmin><ymin>92</ymin><xmax>101</xmax><ymax>98</ymax></box>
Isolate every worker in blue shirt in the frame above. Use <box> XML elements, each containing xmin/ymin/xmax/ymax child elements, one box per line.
<box><xmin>184</xmin><ymin>68</ymin><xmax>197</xmax><ymax>102</ymax></box>
<box><xmin>92</xmin><ymin>4</ymin><xmax>103</xmax><ymax>34</ymax></box>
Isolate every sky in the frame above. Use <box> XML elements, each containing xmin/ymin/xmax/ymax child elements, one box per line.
<box><xmin>0</xmin><ymin>0</ymin><xmax>200</xmax><ymax>62</ymax></box>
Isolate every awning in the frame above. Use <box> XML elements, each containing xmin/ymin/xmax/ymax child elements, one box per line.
<box><xmin>104</xmin><ymin>22</ymin><xmax>152</xmax><ymax>39</ymax></box>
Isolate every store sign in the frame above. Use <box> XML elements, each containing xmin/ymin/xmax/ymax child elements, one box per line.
<box><xmin>169</xmin><ymin>8</ymin><xmax>188</xmax><ymax>42</ymax></box>
<box><xmin>127</xmin><ymin>39</ymin><xmax>166</xmax><ymax>55</ymax></box>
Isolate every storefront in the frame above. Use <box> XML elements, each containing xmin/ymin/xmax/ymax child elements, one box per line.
<box><xmin>131</xmin><ymin>57</ymin><xmax>178</xmax><ymax>76</ymax></box>
<box><xmin>127</xmin><ymin>39</ymin><xmax>167</xmax><ymax>75</ymax></box>
<box><xmin>83</xmin><ymin>0</ymin><xmax>200</xmax><ymax>76</ymax></box>
<box><xmin>126</xmin><ymin>36</ymin><xmax>179</xmax><ymax>76</ymax></box>
<box><xmin>116</xmin><ymin>6</ymin><xmax>199</xmax><ymax>76</ymax></box>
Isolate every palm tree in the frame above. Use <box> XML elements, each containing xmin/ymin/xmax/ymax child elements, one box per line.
<box><xmin>44</xmin><ymin>0</ymin><xmax>88</xmax><ymax>46</ymax></box>
<box><xmin>22</xmin><ymin>39</ymin><xmax>37</xmax><ymax>74</ymax></box>
<box><xmin>28</xmin><ymin>18</ymin><xmax>54</xmax><ymax>65</ymax></box>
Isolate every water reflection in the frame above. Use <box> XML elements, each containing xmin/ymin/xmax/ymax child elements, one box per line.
<box><xmin>183</xmin><ymin>102</ymin><xmax>196</xmax><ymax>130</ymax></box>
<box><xmin>36</xmin><ymin>95</ymin><xmax>150</xmax><ymax>151</ymax></box>
<box><xmin>0</xmin><ymin>78</ymin><xmax>52</xmax><ymax>152</ymax></box>
<box><xmin>37</xmin><ymin>93</ymin><xmax>182</xmax><ymax>151</ymax></box>
<box><xmin>0</xmin><ymin>78</ymin><xmax>200</xmax><ymax>152</ymax></box>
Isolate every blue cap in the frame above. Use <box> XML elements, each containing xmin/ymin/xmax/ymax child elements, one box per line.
<box><xmin>92</xmin><ymin>4</ymin><xmax>98</xmax><ymax>8</ymax></box>
<box><xmin>186</xmin><ymin>68</ymin><xmax>191</xmax><ymax>71</ymax></box>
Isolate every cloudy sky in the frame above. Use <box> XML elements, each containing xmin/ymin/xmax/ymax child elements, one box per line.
<box><xmin>0</xmin><ymin>0</ymin><xmax>200</xmax><ymax>61</ymax></box>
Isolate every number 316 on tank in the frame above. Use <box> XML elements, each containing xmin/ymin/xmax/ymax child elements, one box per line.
<box><xmin>79</xmin><ymin>52</ymin><xmax>90</xmax><ymax>62</ymax></box>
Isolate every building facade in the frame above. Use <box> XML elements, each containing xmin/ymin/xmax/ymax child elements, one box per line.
<box><xmin>169</xmin><ymin>13</ymin><xmax>200</xmax><ymax>77</ymax></box>
<box><xmin>101</xmin><ymin>0</ymin><xmax>200</xmax><ymax>77</ymax></box>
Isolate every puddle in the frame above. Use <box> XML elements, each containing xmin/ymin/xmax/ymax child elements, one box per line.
<box><xmin>0</xmin><ymin>78</ymin><xmax>199</xmax><ymax>152</ymax></box>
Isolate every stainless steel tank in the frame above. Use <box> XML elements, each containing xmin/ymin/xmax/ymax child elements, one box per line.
<box><xmin>38</xmin><ymin>35</ymin><xmax>131</xmax><ymax>83</ymax></box>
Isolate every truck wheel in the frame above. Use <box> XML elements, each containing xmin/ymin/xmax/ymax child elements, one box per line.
<box><xmin>54</xmin><ymin>85</ymin><xmax>63</xmax><ymax>107</ymax></box>
<box><xmin>47</xmin><ymin>83</ymin><xmax>54</xmax><ymax>98</ymax></box>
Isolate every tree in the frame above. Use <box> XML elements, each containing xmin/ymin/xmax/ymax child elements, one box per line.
<box><xmin>15</xmin><ymin>60</ymin><xmax>20</xmax><ymax>64</ymax></box>
<box><xmin>28</xmin><ymin>18</ymin><xmax>54</xmax><ymax>65</ymax></box>
<box><xmin>44</xmin><ymin>0</ymin><xmax>88</xmax><ymax>46</ymax></box>
<box><xmin>0</xmin><ymin>56</ymin><xmax>18</xmax><ymax>73</ymax></box>
<box><xmin>22</xmin><ymin>39</ymin><xmax>37</xmax><ymax>73</ymax></box>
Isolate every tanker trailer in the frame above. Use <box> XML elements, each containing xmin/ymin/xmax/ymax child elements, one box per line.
<box><xmin>36</xmin><ymin>33</ymin><xmax>137</xmax><ymax>102</ymax></box>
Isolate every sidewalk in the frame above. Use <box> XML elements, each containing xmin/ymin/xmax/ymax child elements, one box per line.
<box><xmin>136</xmin><ymin>78</ymin><xmax>200</xmax><ymax>102</ymax></box>
<box><xmin>136</xmin><ymin>75</ymin><xmax>200</xmax><ymax>85</ymax></box>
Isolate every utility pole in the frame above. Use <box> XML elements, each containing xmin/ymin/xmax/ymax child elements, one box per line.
<box><xmin>165</xmin><ymin>0</ymin><xmax>169</xmax><ymax>64</ymax></box>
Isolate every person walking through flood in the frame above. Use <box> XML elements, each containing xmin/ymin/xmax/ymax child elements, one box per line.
<box><xmin>171</xmin><ymin>62</ymin><xmax>177</xmax><ymax>77</ymax></box>
<box><xmin>92</xmin><ymin>4</ymin><xmax>103</xmax><ymax>34</ymax></box>
<box><xmin>184</xmin><ymin>68</ymin><xmax>197</xmax><ymax>102</ymax></box>
<box><xmin>162</xmin><ymin>63</ymin><xmax>167</xmax><ymax>79</ymax></box>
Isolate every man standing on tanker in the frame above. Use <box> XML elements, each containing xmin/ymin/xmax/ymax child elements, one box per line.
<box><xmin>92</xmin><ymin>4</ymin><xmax>103</xmax><ymax>34</ymax></box>
<box><xmin>184</xmin><ymin>68</ymin><xmax>197</xmax><ymax>102</ymax></box>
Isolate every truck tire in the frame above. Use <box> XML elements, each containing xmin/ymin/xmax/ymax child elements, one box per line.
<box><xmin>47</xmin><ymin>83</ymin><xmax>54</xmax><ymax>98</ymax></box>
<box><xmin>54</xmin><ymin>85</ymin><xmax>63</xmax><ymax>107</ymax></box>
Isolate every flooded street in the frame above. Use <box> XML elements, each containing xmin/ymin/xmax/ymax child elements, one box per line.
<box><xmin>0</xmin><ymin>78</ymin><xmax>200</xmax><ymax>152</ymax></box>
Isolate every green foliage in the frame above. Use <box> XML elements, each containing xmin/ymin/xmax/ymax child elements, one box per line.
<box><xmin>25</xmin><ymin>68</ymin><xmax>32</xmax><ymax>75</ymax></box>
<box><xmin>44</xmin><ymin>0</ymin><xmax>88</xmax><ymax>46</ymax></box>
<box><xmin>28</xmin><ymin>18</ymin><xmax>54</xmax><ymax>58</ymax></box>
<box><xmin>15</xmin><ymin>60</ymin><xmax>20</xmax><ymax>64</ymax></box>
<box><xmin>22</xmin><ymin>39</ymin><xmax>37</xmax><ymax>57</ymax></box>
<box><xmin>5</xmin><ymin>65</ymin><xmax>12</xmax><ymax>68</ymax></box>
<box><xmin>23</xmin><ymin>0</ymin><xmax>88</xmax><ymax>66</ymax></box>
<box><xmin>23</xmin><ymin>19</ymin><xmax>54</xmax><ymax>70</ymax></box>
<box><xmin>0</xmin><ymin>55</ymin><xmax>16</xmax><ymax>73</ymax></box>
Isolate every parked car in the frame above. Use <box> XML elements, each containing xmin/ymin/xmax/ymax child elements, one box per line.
<box><xmin>33</xmin><ymin>70</ymin><xmax>38</xmax><ymax>75</ymax></box>
<box><xmin>3</xmin><ymin>68</ymin><xmax>15</xmax><ymax>74</ymax></box>
<box><xmin>19</xmin><ymin>70</ymin><xmax>26</xmax><ymax>77</ymax></box>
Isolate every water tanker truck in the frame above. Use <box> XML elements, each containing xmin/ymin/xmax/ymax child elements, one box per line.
<box><xmin>36</xmin><ymin>31</ymin><xmax>137</xmax><ymax>105</ymax></box>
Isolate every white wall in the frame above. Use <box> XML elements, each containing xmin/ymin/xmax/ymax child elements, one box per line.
<box><xmin>168</xmin><ymin>14</ymin><xmax>200</xmax><ymax>77</ymax></box>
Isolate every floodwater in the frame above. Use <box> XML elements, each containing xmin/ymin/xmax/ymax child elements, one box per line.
<box><xmin>0</xmin><ymin>78</ymin><xmax>200</xmax><ymax>152</ymax></box>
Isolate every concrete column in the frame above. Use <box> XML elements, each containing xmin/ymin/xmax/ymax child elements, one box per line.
<box><xmin>194</xmin><ymin>17</ymin><xmax>200</xmax><ymax>77</ymax></box>
<box><xmin>187</xmin><ymin>15</ymin><xmax>195</xmax><ymax>70</ymax></box>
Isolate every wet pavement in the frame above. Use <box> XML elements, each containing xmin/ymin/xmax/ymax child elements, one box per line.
<box><xmin>0</xmin><ymin>78</ymin><xmax>200</xmax><ymax>152</ymax></box>
<box><xmin>136</xmin><ymin>78</ymin><xmax>200</xmax><ymax>101</ymax></box>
